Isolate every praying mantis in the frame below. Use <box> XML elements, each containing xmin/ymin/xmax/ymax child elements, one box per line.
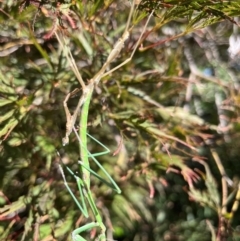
<box><xmin>56</xmin><ymin>1</ymin><xmax>155</xmax><ymax>240</ymax></box>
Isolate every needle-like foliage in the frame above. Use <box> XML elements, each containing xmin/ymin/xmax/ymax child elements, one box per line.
<box><xmin>1</xmin><ymin>1</ymin><xmax>240</xmax><ymax>241</ymax></box>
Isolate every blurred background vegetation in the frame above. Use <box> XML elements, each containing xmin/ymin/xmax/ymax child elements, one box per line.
<box><xmin>1</xmin><ymin>0</ymin><xmax>240</xmax><ymax>241</ymax></box>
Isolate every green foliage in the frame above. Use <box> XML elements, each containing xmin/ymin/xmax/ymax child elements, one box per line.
<box><xmin>1</xmin><ymin>0</ymin><xmax>240</xmax><ymax>241</ymax></box>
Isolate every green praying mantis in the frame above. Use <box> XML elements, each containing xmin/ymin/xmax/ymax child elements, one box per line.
<box><xmin>56</xmin><ymin>1</ymin><xmax>154</xmax><ymax>240</ymax></box>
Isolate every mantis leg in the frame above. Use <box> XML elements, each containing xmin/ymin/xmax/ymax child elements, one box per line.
<box><xmin>73</xmin><ymin>127</ymin><xmax>121</xmax><ymax>194</ymax></box>
<box><xmin>71</xmin><ymin>222</ymin><xmax>102</xmax><ymax>241</ymax></box>
<box><xmin>58</xmin><ymin>163</ymin><xmax>88</xmax><ymax>217</ymax></box>
<box><xmin>58</xmin><ymin>161</ymin><xmax>107</xmax><ymax>241</ymax></box>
